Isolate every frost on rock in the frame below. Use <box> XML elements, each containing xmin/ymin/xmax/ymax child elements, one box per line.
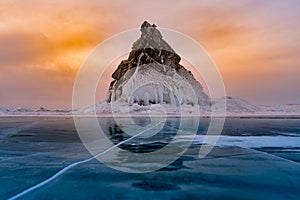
<box><xmin>111</xmin><ymin>63</ymin><xmax>200</xmax><ymax>106</ymax></box>
<box><xmin>106</xmin><ymin>21</ymin><xmax>209</xmax><ymax>107</ymax></box>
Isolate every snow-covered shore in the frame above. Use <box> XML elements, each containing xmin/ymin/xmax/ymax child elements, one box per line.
<box><xmin>1</xmin><ymin>102</ymin><xmax>300</xmax><ymax>118</ymax></box>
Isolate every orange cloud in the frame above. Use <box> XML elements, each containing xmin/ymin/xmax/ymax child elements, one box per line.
<box><xmin>0</xmin><ymin>0</ymin><xmax>300</xmax><ymax>108</ymax></box>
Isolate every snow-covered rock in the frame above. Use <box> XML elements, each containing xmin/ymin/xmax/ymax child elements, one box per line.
<box><xmin>262</xmin><ymin>104</ymin><xmax>300</xmax><ymax>113</ymax></box>
<box><xmin>84</xmin><ymin>96</ymin><xmax>260</xmax><ymax>116</ymax></box>
<box><xmin>35</xmin><ymin>107</ymin><xmax>51</xmax><ymax>112</ymax></box>
<box><xmin>12</xmin><ymin>107</ymin><xmax>33</xmax><ymax>113</ymax></box>
<box><xmin>76</xmin><ymin>102</ymin><xmax>112</xmax><ymax>115</ymax></box>
<box><xmin>212</xmin><ymin>97</ymin><xmax>262</xmax><ymax>114</ymax></box>
<box><xmin>106</xmin><ymin>21</ymin><xmax>209</xmax><ymax>107</ymax></box>
<box><xmin>0</xmin><ymin>107</ymin><xmax>10</xmax><ymax>115</ymax></box>
<box><xmin>76</xmin><ymin>21</ymin><xmax>264</xmax><ymax>116</ymax></box>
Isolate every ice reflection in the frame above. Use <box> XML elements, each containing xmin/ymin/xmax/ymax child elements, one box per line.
<box><xmin>99</xmin><ymin>117</ymin><xmax>181</xmax><ymax>153</ymax></box>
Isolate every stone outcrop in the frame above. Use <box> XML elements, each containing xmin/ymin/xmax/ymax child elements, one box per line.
<box><xmin>106</xmin><ymin>21</ymin><xmax>209</xmax><ymax>106</ymax></box>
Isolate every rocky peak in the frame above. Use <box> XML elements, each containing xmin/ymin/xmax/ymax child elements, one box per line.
<box><xmin>141</xmin><ymin>21</ymin><xmax>156</xmax><ymax>29</ymax></box>
<box><xmin>107</xmin><ymin>21</ymin><xmax>209</xmax><ymax>105</ymax></box>
<box><xmin>111</xmin><ymin>21</ymin><xmax>182</xmax><ymax>81</ymax></box>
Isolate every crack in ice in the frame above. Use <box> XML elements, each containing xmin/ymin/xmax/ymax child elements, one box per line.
<box><xmin>7</xmin><ymin>120</ymin><xmax>164</xmax><ymax>200</ymax></box>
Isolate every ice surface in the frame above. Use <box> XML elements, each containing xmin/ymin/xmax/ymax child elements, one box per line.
<box><xmin>180</xmin><ymin>135</ymin><xmax>300</xmax><ymax>148</ymax></box>
<box><xmin>1</xmin><ymin>117</ymin><xmax>300</xmax><ymax>199</ymax></box>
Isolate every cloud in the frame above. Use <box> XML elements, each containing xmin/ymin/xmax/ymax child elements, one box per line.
<box><xmin>0</xmin><ymin>0</ymin><xmax>300</xmax><ymax>108</ymax></box>
<box><xmin>0</xmin><ymin>31</ymin><xmax>49</xmax><ymax>65</ymax></box>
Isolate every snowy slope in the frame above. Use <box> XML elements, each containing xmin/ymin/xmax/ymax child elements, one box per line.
<box><xmin>212</xmin><ymin>97</ymin><xmax>262</xmax><ymax>114</ymax></box>
<box><xmin>0</xmin><ymin>107</ymin><xmax>10</xmax><ymax>115</ymax></box>
<box><xmin>262</xmin><ymin>104</ymin><xmax>300</xmax><ymax>113</ymax></box>
<box><xmin>12</xmin><ymin>107</ymin><xmax>33</xmax><ymax>112</ymax></box>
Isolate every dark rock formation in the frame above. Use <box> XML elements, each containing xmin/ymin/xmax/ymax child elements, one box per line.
<box><xmin>106</xmin><ymin>21</ymin><xmax>209</xmax><ymax>106</ymax></box>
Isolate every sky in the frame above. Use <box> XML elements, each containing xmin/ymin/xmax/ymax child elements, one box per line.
<box><xmin>0</xmin><ymin>0</ymin><xmax>300</xmax><ymax>109</ymax></box>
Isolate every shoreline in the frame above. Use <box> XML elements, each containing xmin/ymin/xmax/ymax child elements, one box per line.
<box><xmin>1</xmin><ymin>113</ymin><xmax>300</xmax><ymax>119</ymax></box>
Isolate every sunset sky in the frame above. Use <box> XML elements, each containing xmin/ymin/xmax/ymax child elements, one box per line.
<box><xmin>0</xmin><ymin>0</ymin><xmax>300</xmax><ymax>109</ymax></box>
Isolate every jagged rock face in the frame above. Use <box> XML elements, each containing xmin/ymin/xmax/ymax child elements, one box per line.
<box><xmin>110</xmin><ymin>21</ymin><xmax>181</xmax><ymax>81</ymax></box>
<box><xmin>106</xmin><ymin>21</ymin><xmax>209</xmax><ymax>106</ymax></box>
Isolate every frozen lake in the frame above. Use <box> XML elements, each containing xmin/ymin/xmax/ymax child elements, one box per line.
<box><xmin>0</xmin><ymin>116</ymin><xmax>300</xmax><ymax>199</ymax></box>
